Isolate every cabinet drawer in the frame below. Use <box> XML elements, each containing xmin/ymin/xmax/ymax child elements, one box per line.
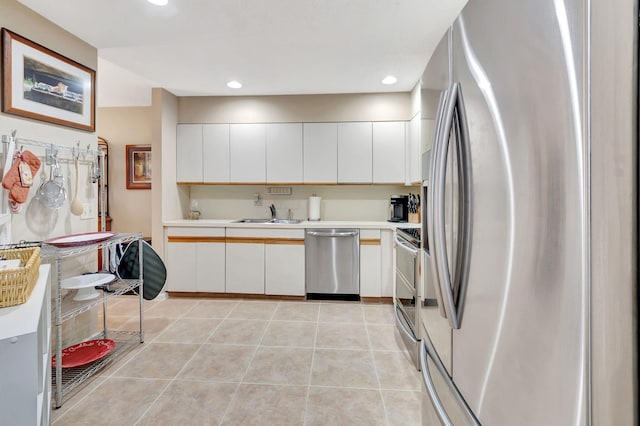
<box><xmin>166</xmin><ymin>227</ymin><xmax>225</xmax><ymax>238</ymax></box>
<box><xmin>226</xmin><ymin>228</ymin><xmax>304</xmax><ymax>239</ymax></box>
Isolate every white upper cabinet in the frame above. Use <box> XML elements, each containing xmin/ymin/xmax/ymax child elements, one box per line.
<box><xmin>176</xmin><ymin>124</ymin><xmax>203</xmax><ymax>182</ymax></box>
<box><xmin>266</xmin><ymin>123</ymin><xmax>303</xmax><ymax>183</ymax></box>
<box><xmin>372</xmin><ymin>121</ymin><xmax>405</xmax><ymax>184</ymax></box>
<box><xmin>203</xmin><ymin>124</ymin><xmax>230</xmax><ymax>183</ymax></box>
<box><xmin>303</xmin><ymin>123</ymin><xmax>338</xmax><ymax>183</ymax></box>
<box><xmin>229</xmin><ymin>123</ymin><xmax>266</xmax><ymax>183</ymax></box>
<box><xmin>337</xmin><ymin>122</ymin><xmax>373</xmax><ymax>183</ymax></box>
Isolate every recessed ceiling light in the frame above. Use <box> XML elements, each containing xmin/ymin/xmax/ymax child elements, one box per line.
<box><xmin>147</xmin><ymin>0</ymin><xmax>168</xmax><ymax>5</ymax></box>
<box><xmin>382</xmin><ymin>75</ymin><xmax>398</xmax><ymax>85</ymax></box>
<box><xmin>227</xmin><ymin>80</ymin><xmax>243</xmax><ymax>89</ymax></box>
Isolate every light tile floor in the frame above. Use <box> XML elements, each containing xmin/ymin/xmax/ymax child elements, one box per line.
<box><xmin>52</xmin><ymin>296</ymin><xmax>422</xmax><ymax>426</ymax></box>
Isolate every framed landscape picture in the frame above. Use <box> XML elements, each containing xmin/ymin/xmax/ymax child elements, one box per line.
<box><xmin>1</xmin><ymin>28</ymin><xmax>96</xmax><ymax>131</ymax></box>
<box><xmin>126</xmin><ymin>145</ymin><xmax>151</xmax><ymax>189</ymax></box>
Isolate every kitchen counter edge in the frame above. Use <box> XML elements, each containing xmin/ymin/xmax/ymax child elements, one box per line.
<box><xmin>163</xmin><ymin>219</ymin><xmax>420</xmax><ymax>230</ymax></box>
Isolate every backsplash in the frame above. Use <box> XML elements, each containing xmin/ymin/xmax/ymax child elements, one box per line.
<box><xmin>189</xmin><ymin>185</ymin><xmax>418</xmax><ymax>221</ymax></box>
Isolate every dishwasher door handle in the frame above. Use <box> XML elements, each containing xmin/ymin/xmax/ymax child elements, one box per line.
<box><xmin>306</xmin><ymin>231</ymin><xmax>358</xmax><ymax>237</ymax></box>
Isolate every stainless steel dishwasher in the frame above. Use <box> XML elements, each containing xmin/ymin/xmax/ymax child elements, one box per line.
<box><xmin>305</xmin><ymin>229</ymin><xmax>360</xmax><ymax>300</ymax></box>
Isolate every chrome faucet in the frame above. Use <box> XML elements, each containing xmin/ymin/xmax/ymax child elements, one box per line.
<box><xmin>269</xmin><ymin>204</ymin><xmax>276</xmax><ymax>219</ymax></box>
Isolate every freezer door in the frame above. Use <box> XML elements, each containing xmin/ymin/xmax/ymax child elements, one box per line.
<box><xmin>449</xmin><ymin>0</ymin><xmax>589</xmax><ymax>424</ymax></box>
<box><xmin>420</xmin><ymin>340</ymin><xmax>479</xmax><ymax>426</ymax></box>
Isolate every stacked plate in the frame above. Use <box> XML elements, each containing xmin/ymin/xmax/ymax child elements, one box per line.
<box><xmin>61</xmin><ymin>273</ymin><xmax>116</xmax><ymax>301</ymax></box>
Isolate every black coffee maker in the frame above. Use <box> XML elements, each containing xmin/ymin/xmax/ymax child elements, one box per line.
<box><xmin>388</xmin><ymin>195</ymin><xmax>409</xmax><ymax>222</ymax></box>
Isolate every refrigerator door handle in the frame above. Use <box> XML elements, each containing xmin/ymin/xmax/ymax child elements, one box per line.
<box><xmin>420</xmin><ymin>339</ymin><xmax>481</xmax><ymax>425</ymax></box>
<box><xmin>420</xmin><ymin>341</ymin><xmax>454</xmax><ymax>426</ymax></box>
<box><xmin>433</xmin><ymin>82</ymin><xmax>458</xmax><ymax>326</ymax></box>
<box><xmin>452</xmin><ymin>82</ymin><xmax>473</xmax><ymax>327</ymax></box>
<box><xmin>433</xmin><ymin>82</ymin><xmax>472</xmax><ymax>329</ymax></box>
<box><xmin>428</xmin><ymin>89</ymin><xmax>450</xmax><ymax>318</ymax></box>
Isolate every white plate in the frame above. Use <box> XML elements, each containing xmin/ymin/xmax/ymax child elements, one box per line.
<box><xmin>61</xmin><ymin>273</ymin><xmax>116</xmax><ymax>290</ymax></box>
<box><xmin>45</xmin><ymin>232</ymin><xmax>115</xmax><ymax>248</ymax></box>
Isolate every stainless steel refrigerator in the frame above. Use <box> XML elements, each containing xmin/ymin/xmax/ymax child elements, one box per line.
<box><xmin>418</xmin><ymin>0</ymin><xmax>637</xmax><ymax>424</ymax></box>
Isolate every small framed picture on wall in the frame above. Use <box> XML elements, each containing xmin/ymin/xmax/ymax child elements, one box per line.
<box><xmin>126</xmin><ymin>145</ymin><xmax>151</xmax><ymax>189</ymax></box>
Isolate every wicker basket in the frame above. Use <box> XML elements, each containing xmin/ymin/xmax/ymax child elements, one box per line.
<box><xmin>0</xmin><ymin>247</ymin><xmax>41</xmax><ymax>308</ymax></box>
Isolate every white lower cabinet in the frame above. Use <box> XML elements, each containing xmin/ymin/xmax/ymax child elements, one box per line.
<box><xmin>226</xmin><ymin>228</ymin><xmax>305</xmax><ymax>296</ymax></box>
<box><xmin>359</xmin><ymin>229</ymin><xmax>382</xmax><ymax>297</ymax></box>
<box><xmin>0</xmin><ymin>265</ymin><xmax>51</xmax><ymax>426</ymax></box>
<box><xmin>164</xmin><ymin>226</ymin><xmax>390</xmax><ymax>298</ymax></box>
<box><xmin>165</xmin><ymin>228</ymin><xmax>225</xmax><ymax>292</ymax></box>
<box><xmin>265</xmin><ymin>242</ymin><xmax>305</xmax><ymax>296</ymax></box>
<box><xmin>226</xmin><ymin>241</ymin><xmax>265</xmax><ymax>294</ymax></box>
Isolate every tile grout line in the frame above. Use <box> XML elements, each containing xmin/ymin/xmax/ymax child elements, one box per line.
<box><xmin>365</xmin><ymin>317</ymin><xmax>392</xmax><ymax>426</ymax></box>
<box><xmin>302</xmin><ymin>302</ymin><xmax>321</xmax><ymax>426</ymax></box>
<box><xmin>217</xmin><ymin>299</ymin><xmax>280</xmax><ymax>425</ymax></box>
<box><xmin>132</xmin><ymin>299</ymin><xmax>230</xmax><ymax>425</ymax></box>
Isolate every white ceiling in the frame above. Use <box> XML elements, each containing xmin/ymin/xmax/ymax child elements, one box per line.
<box><xmin>17</xmin><ymin>0</ymin><xmax>466</xmax><ymax>107</ymax></box>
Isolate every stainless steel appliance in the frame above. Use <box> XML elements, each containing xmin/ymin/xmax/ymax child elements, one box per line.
<box><xmin>418</xmin><ymin>0</ymin><xmax>637</xmax><ymax>424</ymax></box>
<box><xmin>394</xmin><ymin>227</ymin><xmax>421</xmax><ymax>369</ymax></box>
<box><xmin>388</xmin><ymin>195</ymin><xmax>409</xmax><ymax>222</ymax></box>
<box><xmin>305</xmin><ymin>229</ymin><xmax>359</xmax><ymax>300</ymax></box>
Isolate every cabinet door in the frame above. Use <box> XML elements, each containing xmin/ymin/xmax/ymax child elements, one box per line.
<box><xmin>360</xmin><ymin>230</ymin><xmax>382</xmax><ymax>297</ymax></box>
<box><xmin>266</xmin><ymin>123</ymin><xmax>303</xmax><ymax>183</ymax></box>
<box><xmin>226</xmin><ymin>241</ymin><xmax>265</xmax><ymax>294</ymax></box>
<box><xmin>196</xmin><ymin>242</ymin><xmax>226</xmax><ymax>292</ymax></box>
<box><xmin>203</xmin><ymin>124</ymin><xmax>230</xmax><ymax>183</ymax></box>
<box><xmin>372</xmin><ymin>121</ymin><xmax>405</xmax><ymax>184</ymax></box>
<box><xmin>303</xmin><ymin>123</ymin><xmax>338</xmax><ymax>183</ymax></box>
<box><xmin>229</xmin><ymin>123</ymin><xmax>266</xmax><ymax>183</ymax></box>
<box><xmin>265</xmin><ymin>242</ymin><xmax>305</xmax><ymax>296</ymax></box>
<box><xmin>337</xmin><ymin>122</ymin><xmax>372</xmax><ymax>183</ymax></box>
<box><xmin>166</xmin><ymin>242</ymin><xmax>197</xmax><ymax>291</ymax></box>
<box><xmin>176</xmin><ymin>124</ymin><xmax>203</xmax><ymax>183</ymax></box>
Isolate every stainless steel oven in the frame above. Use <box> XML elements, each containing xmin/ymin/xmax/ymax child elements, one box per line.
<box><xmin>394</xmin><ymin>227</ymin><xmax>421</xmax><ymax>370</ymax></box>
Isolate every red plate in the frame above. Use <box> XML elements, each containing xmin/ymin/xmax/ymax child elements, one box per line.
<box><xmin>51</xmin><ymin>339</ymin><xmax>116</xmax><ymax>368</ymax></box>
<box><xmin>44</xmin><ymin>232</ymin><xmax>116</xmax><ymax>248</ymax></box>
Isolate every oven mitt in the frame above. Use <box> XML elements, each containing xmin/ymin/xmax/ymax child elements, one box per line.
<box><xmin>2</xmin><ymin>150</ymin><xmax>41</xmax><ymax>209</ymax></box>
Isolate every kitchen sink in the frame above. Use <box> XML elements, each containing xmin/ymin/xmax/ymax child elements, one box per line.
<box><xmin>270</xmin><ymin>219</ymin><xmax>302</xmax><ymax>224</ymax></box>
<box><xmin>234</xmin><ymin>218</ymin><xmax>302</xmax><ymax>224</ymax></box>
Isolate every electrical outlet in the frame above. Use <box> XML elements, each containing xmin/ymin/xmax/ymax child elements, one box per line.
<box><xmin>80</xmin><ymin>202</ymin><xmax>94</xmax><ymax>220</ymax></box>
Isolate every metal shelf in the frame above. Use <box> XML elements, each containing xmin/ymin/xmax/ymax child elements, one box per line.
<box><xmin>56</xmin><ymin>279</ymin><xmax>141</xmax><ymax>322</ymax></box>
<box><xmin>49</xmin><ymin>234</ymin><xmax>144</xmax><ymax>409</ymax></box>
<box><xmin>51</xmin><ymin>330</ymin><xmax>141</xmax><ymax>400</ymax></box>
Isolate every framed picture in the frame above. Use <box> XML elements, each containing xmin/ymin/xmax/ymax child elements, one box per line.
<box><xmin>1</xmin><ymin>28</ymin><xmax>96</xmax><ymax>131</ymax></box>
<box><xmin>126</xmin><ymin>145</ymin><xmax>152</xmax><ymax>190</ymax></box>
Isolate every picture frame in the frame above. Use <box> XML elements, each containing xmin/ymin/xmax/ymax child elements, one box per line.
<box><xmin>126</xmin><ymin>145</ymin><xmax>152</xmax><ymax>190</ymax></box>
<box><xmin>1</xmin><ymin>28</ymin><xmax>96</xmax><ymax>132</ymax></box>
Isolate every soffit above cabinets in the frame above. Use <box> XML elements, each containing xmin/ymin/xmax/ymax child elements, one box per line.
<box><xmin>16</xmin><ymin>0</ymin><xmax>467</xmax><ymax>106</ymax></box>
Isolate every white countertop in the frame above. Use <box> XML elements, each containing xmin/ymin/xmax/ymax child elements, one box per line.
<box><xmin>164</xmin><ymin>219</ymin><xmax>420</xmax><ymax>230</ymax></box>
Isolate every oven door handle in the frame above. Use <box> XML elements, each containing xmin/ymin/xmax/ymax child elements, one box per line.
<box><xmin>394</xmin><ymin>302</ymin><xmax>419</xmax><ymax>344</ymax></box>
<box><xmin>394</xmin><ymin>235</ymin><xmax>419</xmax><ymax>256</ymax></box>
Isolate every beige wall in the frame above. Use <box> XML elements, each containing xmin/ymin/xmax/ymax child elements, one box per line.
<box><xmin>178</xmin><ymin>92</ymin><xmax>412</xmax><ymax>124</ymax></box>
<box><xmin>96</xmin><ymin>107</ymin><xmax>152</xmax><ymax>238</ymax></box>
<box><xmin>153</xmin><ymin>88</ymin><xmax>181</xmax><ymax>256</ymax></box>
<box><xmin>0</xmin><ymin>0</ymin><xmax>98</xmax><ymax>244</ymax></box>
